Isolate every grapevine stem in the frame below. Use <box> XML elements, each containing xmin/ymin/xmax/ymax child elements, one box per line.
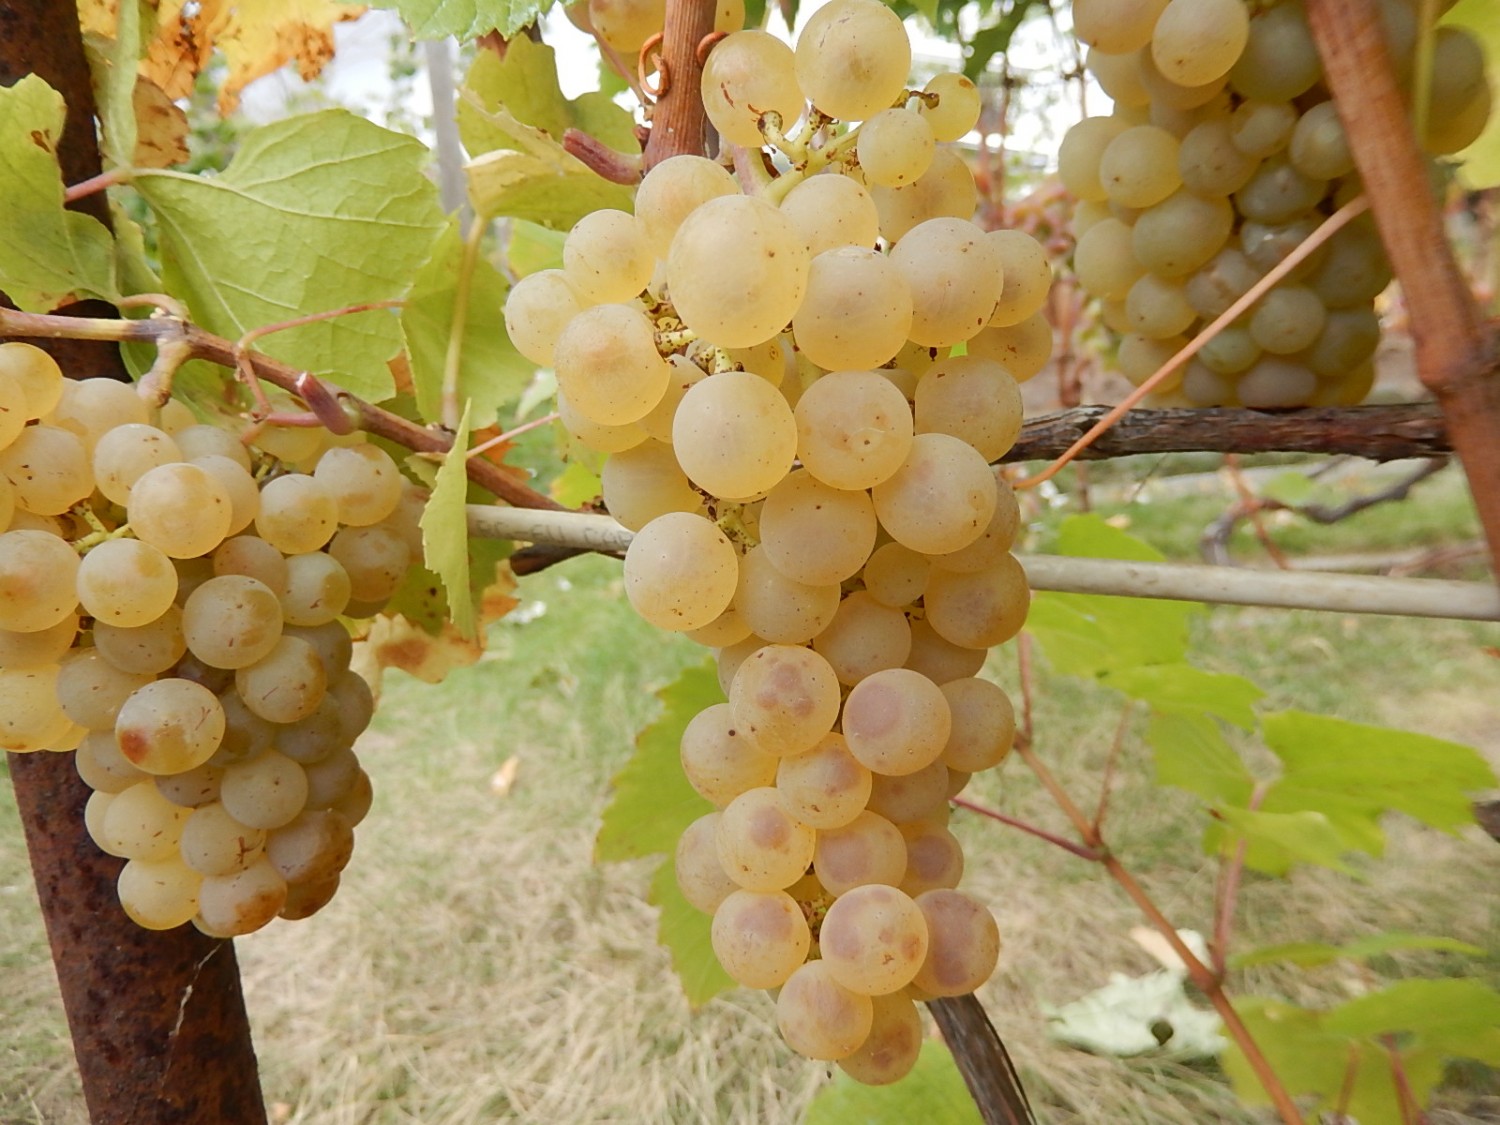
<box><xmin>1210</xmin><ymin>782</ymin><xmax>1268</xmax><ymax>980</ymax></box>
<box><xmin>63</xmin><ymin>165</ymin><xmax>131</xmax><ymax>202</ymax></box>
<box><xmin>951</xmin><ymin>797</ymin><xmax>1104</xmax><ymax>861</ymax></box>
<box><xmin>1090</xmin><ymin>701</ymin><xmax>1134</xmax><ymax>837</ymax></box>
<box><xmin>442</xmin><ymin>217</ymin><xmax>486</xmax><ymax>430</ymax></box>
<box><xmin>467</xmin><ymin>411</ymin><xmax>560</xmax><ymax>458</ymax></box>
<box><xmin>1013</xmin><ymin>195</ymin><xmax>1372</xmax><ymax>491</ymax></box>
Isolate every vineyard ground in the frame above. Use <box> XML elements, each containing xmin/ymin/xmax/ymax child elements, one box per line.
<box><xmin>1</xmin><ymin>469</ymin><xmax>1497</xmax><ymax>1124</ymax></box>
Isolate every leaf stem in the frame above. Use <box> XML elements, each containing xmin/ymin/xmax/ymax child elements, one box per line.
<box><xmin>952</xmin><ymin>796</ymin><xmax>1104</xmax><ymax>861</ymax></box>
<box><xmin>64</xmin><ymin>166</ymin><xmax>131</xmax><ymax>202</ymax></box>
<box><xmin>1091</xmin><ymin>701</ymin><xmax>1134</xmax><ymax>837</ymax></box>
<box><xmin>442</xmin><ymin>217</ymin><xmax>487</xmax><ymax>430</ymax></box>
<box><xmin>1211</xmin><ymin>782</ymin><xmax>1268</xmax><ymax>980</ymax></box>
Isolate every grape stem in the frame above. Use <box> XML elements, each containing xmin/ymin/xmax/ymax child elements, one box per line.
<box><xmin>1210</xmin><ymin>782</ymin><xmax>1268</xmax><ymax>980</ymax></box>
<box><xmin>63</xmin><ymin>165</ymin><xmax>131</xmax><ymax>202</ymax></box>
<box><xmin>0</xmin><ymin>305</ymin><xmax>565</xmax><ymax>512</ymax></box>
<box><xmin>641</xmin><ymin>0</ymin><xmax>716</xmax><ymax>168</ymax></box>
<box><xmin>950</xmin><ymin>797</ymin><xmax>1104</xmax><ymax>861</ymax></box>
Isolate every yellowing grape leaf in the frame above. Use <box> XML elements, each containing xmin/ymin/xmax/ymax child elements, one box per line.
<box><xmin>131</xmin><ymin>78</ymin><xmax>190</xmax><ymax>168</ymax></box>
<box><xmin>401</xmin><ymin>216</ymin><xmax>534</xmax><ymax>429</ymax></box>
<box><xmin>0</xmin><ymin>76</ymin><xmax>120</xmax><ymax>312</ymax></box>
<box><xmin>419</xmin><ymin>402</ymin><xmax>477</xmax><ymax>639</ymax></box>
<box><xmin>143</xmin><ymin>0</ymin><xmax>367</xmax><ymax>112</ymax></box>
<box><xmin>351</xmin><ymin>612</ymin><xmax>483</xmax><ymax>696</ymax></box>
<box><xmin>387</xmin><ymin>0</ymin><xmax>556</xmax><ymax>40</ymax></box>
<box><xmin>78</xmin><ymin>0</ymin><xmax>143</xmax><ymax>168</ymax></box>
<box><xmin>134</xmin><ymin>109</ymin><xmax>444</xmax><ymax>402</ymax></box>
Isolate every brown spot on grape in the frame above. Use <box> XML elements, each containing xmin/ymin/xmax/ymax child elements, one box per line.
<box><xmin>117</xmin><ymin>727</ymin><xmax>149</xmax><ymax>764</ymax></box>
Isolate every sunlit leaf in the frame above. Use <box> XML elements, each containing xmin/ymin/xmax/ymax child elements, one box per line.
<box><xmin>803</xmin><ymin>1041</ymin><xmax>983</xmax><ymax>1125</ymax></box>
<box><xmin>385</xmin><ymin>0</ymin><xmax>554</xmax><ymax>40</ymax></box>
<box><xmin>647</xmin><ymin>855</ymin><xmax>734</xmax><ymax>1008</ymax></box>
<box><xmin>419</xmin><ymin>402</ymin><xmax>476</xmax><ymax>639</ymax></box>
<box><xmin>1230</xmin><ymin>932</ymin><xmax>1485</xmax><ymax>969</ymax></box>
<box><xmin>550</xmin><ymin>460</ymin><xmax>602</xmax><ymax>508</ymax></box>
<box><xmin>1146</xmin><ymin>712</ymin><xmax>1256</xmax><ymax>807</ymax></box>
<box><xmin>1104</xmin><ymin>665</ymin><xmax>1263</xmax><ymax>729</ymax></box>
<box><xmin>1214</xmin><ymin>806</ymin><xmax>1355</xmax><ymax>875</ymax></box>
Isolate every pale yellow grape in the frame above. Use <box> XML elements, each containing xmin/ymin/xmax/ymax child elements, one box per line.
<box><xmin>701</xmin><ymin>30</ymin><xmax>803</xmax><ymax>147</ymax></box>
<box><xmin>0</xmin><ymin>612</ymin><xmax>77</xmax><ymax>668</ymax></box>
<box><xmin>794</xmin><ymin>371</ymin><xmax>913</xmax><ymax>491</ymax></box>
<box><xmin>1229</xmin><ymin>2</ymin><xmax>1321</xmax><ymax>101</ymax></box>
<box><xmin>1086</xmin><ymin>47</ymin><xmax>1150</xmax><ymax>108</ymax></box>
<box><xmin>1182</xmin><ymin>361</ymin><xmax>1236</xmax><ymax>405</ymax></box>
<box><xmin>196</xmin><ymin>858</ymin><xmax>288</xmax><ymax>936</ymax></box>
<box><xmin>556</xmin><ymin>305</ymin><xmax>671</xmax><ymax>427</ymax></box>
<box><xmin>919</xmin><ymin>73</ymin><xmax>981</xmax><ymax>141</ymax></box>
<box><xmin>302</xmin><ymin>745</ymin><xmax>359</xmax><ymax>810</ymax></box>
<box><xmin>179</xmin><ymin>801</ymin><xmax>266</xmax><ymax>876</ymax></box>
<box><xmin>1185</xmin><ymin>246</ymin><xmax>1261</xmax><ymax>318</ymax></box>
<box><xmin>1126</xmin><ymin>274</ymin><xmax>1196</xmax><ymax>338</ymax></box>
<box><xmin>987</xmin><ymin>229</ymin><xmax>1052</xmax><ymax>327</ymax></box>
<box><xmin>1237</xmin><ymin>357</ymin><xmax>1317</xmax><ymax>408</ymax></box>
<box><xmin>129</xmin><ymin>462</ymin><xmax>232</xmax><ymax>558</ymax></box>
<box><xmin>1151</xmin><ymin>0</ymin><xmax>1249</xmax><ymax>86</ymax></box>
<box><xmin>842</xmin><ymin>667</ymin><xmax>952</xmax><ymax>776</ymax></box>
<box><xmin>711</xmin><ymin>888</ymin><xmax>811</xmax><ymax>987</ymax></box>
<box><xmin>776</xmin><ymin>731</ymin><xmax>872</xmax><ymax>829</ymax></box>
<box><xmin>278</xmin><ymin>872</ymin><xmax>341</xmax><ymax>921</ymax></box>
<box><xmin>777</xmin><ymin>960</ymin><xmax>874</xmax><ymax>1061</ymax></box>
<box><xmin>686</xmin><ymin>606</ymin><xmax>752</xmax><ymax>648</ymax></box>
<box><xmin>1100</xmin><ymin>298</ymin><xmax>1135</xmax><ymax>335</ymax></box>
<box><xmin>778</xmin><ymin>173</ymin><xmax>881</xmax><ymax>256</ymax></box>
<box><xmin>673</xmin><ymin>371</ymin><xmax>796</xmax><ymax>498</ymax></box>
<box><xmin>869</xmin><ymin>149</ymin><xmax>978</xmax><ymax>243</ymax></box>
<box><xmin>97</xmin><ymin>779</ymin><xmax>191</xmax><ymax>860</ymax></box>
<box><xmin>1057</xmin><ymin>116</ymin><xmax>1130</xmax><ymax>202</ymax></box>
<box><xmin>84</xmin><ymin>790</ymin><xmax>116</xmax><ymax>850</ymax></box>
<box><xmin>556</xmin><ymin>389</ymin><xmax>647</xmax><ymax>453</ymax></box>
<box><xmin>212</xmin><ymin>535</ymin><xmax>288</xmax><ymax>590</ymax></box>
<box><xmin>1234</xmin><ymin>156</ymin><xmax>1327</xmax><ymax>225</ymax></box>
<box><xmin>75</xmin><ymin>728</ymin><xmax>148</xmax><ymax>793</ymax></box>
<box><xmin>600</xmin><ymin>441</ymin><xmax>700</xmax><ymax>532</ymax></box>
<box><xmin>866</xmin><ymin>760</ymin><xmax>949</xmax><ymax>823</ymax></box>
<box><xmin>154</xmin><ymin>760</ymin><xmax>223</xmax><ymax>808</ymax></box>
<box><xmin>635</xmin><ymin>156</ymin><xmax>739</xmax><ymax>256</ymax></box>
<box><xmin>1178</xmin><ymin>117</ymin><xmax>1258</xmax><ymax>196</ymax></box>
<box><xmin>925</xmin><ymin>554</ymin><xmax>1030</xmax><ymax>649</ymax></box>
<box><xmin>876</xmin><ymin>365</ymin><xmax>919</xmax><ymax>402</ymax></box>
<box><xmin>623</xmin><ymin>512</ymin><xmax>738</xmax><ymax>632</ymax></box>
<box><xmin>1304</xmin><ymin>307</ymin><xmax>1380</xmax><ymax>378</ymax></box>
<box><xmin>668</xmin><ymin>195</ymin><xmax>809</xmax><ymax>349</ymax></box>
<box><xmin>92</xmin><ymin>423</ymin><xmax>181</xmax><ymax>505</ymax></box>
<box><xmin>76</xmin><ymin>538</ymin><xmax>178</xmax><ymax>627</ymax></box>
<box><xmin>208</xmin><ymin>689</ymin><xmax>274</xmax><ymax>767</ymax></box>
<box><xmin>313</xmin><ymin>443</ymin><xmax>402</xmax><ymax>527</ymax></box>
<box><xmin>727</xmin><ymin>336</ymin><xmax>792</xmax><ymax>387</ymax></box>
<box><xmin>759</xmin><ymin>470</ymin><xmax>876</xmax><ymax>586</ymax></box>
<box><xmin>114</xmin><ymin>677</ymin><xmax>225</xmax><ymax>774</ymax></box>
<box><xmin>0</xmin><ymin>342</ymin><xmax>64</xmax><ymax>419</ymax></box>
<box><xmin>587</xmin><ymin>0</ymin><xmax>664</xmax><ymax>53</ymax></box>
<box><xmin>639</xmin><ymin>354</ymin><xmax>707</xmax><ymax>444</ymax></box>
<box><xmin>181</xmin><ymin>575</ymin><xmax>284</xmax><ymax>670</ymax></box>
<box><xmin>503</xmin><ymin>269</ymin><xmax>582</xmax><ymax>368</ymax></box>
<box><xmin>1422</xmin><ymin>69</ymin><xmax>1490</xmax><ymax>157</ymax></box>
<box><xmin>899</xmin><ymin>821</ymin><xmax>965</xmax><ymax>896</ymax></box>
<box><xmin>732</xmin><ymin>544</ymin><xmax>841</xmax><ymax>644</ymax></box>
<box><xmin>729</xmin><ymin>642</ymin><xmax>840</xmax><ymax>758</ymax></box>
<box><xmin>235</xmin><ymin>636</ymin><xmax>326</xmax><ymax>724</ymax></box>
<box><xmin>838</xmin><ymin>992</ymin><xmax>924</xmax><ymax>1085</ymax></box>
<box><xmin>680</xmin><ymin>702</ymin><xmax>779</xmax><ymax>806</ymax></box>
<box><xmin>794</xmin><ymin>0</ymin><xmax>910</xmax><ymax>121</ymax></box>
<box><xmin>50</xmin><ymin>378</ymin><xmax>148</xmax><ymax>450</ymax></box>
<box><xmin>117</xmin><ymin>855</ymin><xmax>201</xmax><ymax>929</ymax></box>
<box><xmin>715</xmin><ymin>634</ymin><xmax>768</xmax><ymax>696</ymax></box>
<box><xmin>277</xmin><ymin>551</ymin><xmax>353</xmax><ymax>627</ymax></box>
<box><xmin>907</xmin><ymin>620</ymin><xmax>988</xmax><ymax>688</ymax></box>
<box><xmin>1306</xmin><ymin>220</ymin><xmax>1393</xmax><ymax>308</ymax></box>
<box><xmin>676</xmin><ymin>812</ymin><xmax>739</xmax><ymax>913</ymax></box>
<box><xmin>220</xmin><ymin>748</ymin><xmax>309</xmax><ymax>831</ymax></box>
<box><xmin>1243</xmin><ymin>213</ymin><xmax>1324</xmax><ymax>275</ymax></box>
<box><xmin>911</xmin><ymin>889</ymin><xmax>1001</xmax><ymax>996</ymax></box>
<box><xmin>1250</xmin><ymin>286</ymin><xmax>1327</xmax><ymax>355</ymax></box>
<box><xmin>0</xmin><ymin>529</ymin><xmax>79</xmax><ymax>632</ymax></box>
<box><xmin>252</xmin><ymin>420</ymin><xmax>325</xmax><ymax>464</ymax></box>
<box><xmin>862</xmin><ymin>541</ymin><xmax>928</xmax><ymax>607</ymax></box>
<box><xmin>1138</xmin><ymin>48</ymin><xmax>1229</xmax><ymax>109</ymax></box>
<box><xmin>0</xmin><ymin>664</ymin><xmax>68</xmax><ymax>751</ymax></box>
<box><xmin>0</xmin><ymin>477</ymin><xmax>13</xmax><ymax>529</ymax></box>
<box><xmin>1289</xmin><ymin>102</ymin><xmax>1353</xmax><ymax>180</ymax></box>
<box><xmin>328</xmin><ymin>670</ymin><xmax>374</xmax><ymax>740</ymax></box>
<box><xmin>811</xmin><ymin>591</ymin><xmax>911</xmax><ymax>686</ymax></box>
<box><xmin>172</xmin><ymin>652</ymin><xmax>232</xmax><ymax>696</ymax></box>
<box><xmin>327</xmin><ymin>526</ymin><xmax>409</xmax><ymax>603</ymax></box>
<box><xmin>284</xmin><ymin>623</ymin><xmax>353</xmax><ymax>687</ymax></box>
<box><xmin>793</xmin><ymin>247</ymin><xmax>913</xmax><ymax>371</ymax></box>
<box><xmin>250</xmin><ymin>473</ymin><xmax>338</xmax><ymax>555</ymax></box>
<box><xmin>562</xmin><ymin>209</ymin><xmax>653</xmax><ymax>304</ymax></box>
<box><xmin>1133</xmin><ymin>189</ymin><xmax>1234</xmax><ymax>277</ymax></box>
<box><xmin>1072</xmin><ymin>0</ymin><xmax>1168</xmax><ymax>53</ymax></box>
<box><xmin>265</xmin><ymin>808</ymin><xmax>354</xmax><ymax>884</ymax></box>
<box><xmin>0</xmin><ymin>425</ymin><xmax>93</xmax><ymax>515</ymax></box>
<box><xmin>913</xmin><ymin>356</ymin><xmax>1023</xmax><ymax>462</ymax></box>
<box><xmin>819</xmin><ymin>884</ymin><xmax>929</xmax><ymax>996</ymax></box>
<box><xmin>871</xmin><ymin>433</ymin><xmax>996</xmax><ymax>556</ymax></box>
<box><xmin>890</xmin><ymin>218</ymin><xmax>1002</xmax><ymax>347</ymax></box>
<box><xmin>715</xmin><ymin>786</ymin><xmax>816</xmax><ymax>891</ymax></box>
<box><xmin>1099</xmin><ymin>126</ymin><xmax>1182</xmax><ymax>208</ymax></box>
<box><xmin>1228</xmin><ymin>99</ymin><xmax>1296</xmax><ymax>160</ymax></box>
<box><xmin>173</xmin><ymin>557</ymin><xmax>217</xmax><ymax>607</ymax></box>
<box><xmin>1071</xmin><ymin>198</ymin><xmax>1113</xmax><ymax>239</ymax></box>
<box><xmin>157</xmin><ymin>398</ymin><xmax>195</xmax><ymax>433</ymax></box>
<box><xmin>1073</xmin><ymin>217</ymin><xmax>1143</xmax><ymax>300</ymax></box>
<box><xmin>171</xmin><ymin>424</ymin><xmax>250</xmax><ymax>471</ymax></box>
<box><xmin>275</xmin><ymin>697</ymin><xmax>344</xmax><ymax>765</ymax></box>
<box><xmin>188</xmin><ymin>455</ymin><xmax>258</xmax><ymax>537</ymax></box>
<box><xmin>1314</xmin><ymin>360</ymin><xmax>1375</xmax><ymax>407</ymax></box>
<box><xmin>813</xmin><ymin>810</ymin><xmax>907</xmax><ymax>895</ymax></box>
<box><xmin>940</xmin><ymin>678</ymin><xmax>1015</xmax><ymax>772</ymax></box>
<box><xmin>857</xmin><ymin>109</ymin><xmax>935</xmax><ymax>188</ymax></box>
<box><xmin>56</xmin><ymin>649</ymin><xmax>152</xmax><ymax>730</ymax></box>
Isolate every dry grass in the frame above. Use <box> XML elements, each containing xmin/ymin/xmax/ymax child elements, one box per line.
<box><xmin>2</xmin><ymin>549</ymin><xmax>1498</xmax><ymax>1124</ymax></box>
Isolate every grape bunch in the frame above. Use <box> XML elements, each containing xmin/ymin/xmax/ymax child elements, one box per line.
<box><xmin>0</xmin><ymin>341</ymin><xmax>417</xmax><ymax>936</ymax></box>
<box><xmin>505</xmin><ymin>0</ymin><xmax>1047</xmax><ymax>1083</ymax></box>
<box><xmin>1063</xmin><ymin>0</ymin><xmax>1490</xmax><ymax>408</ymax></box>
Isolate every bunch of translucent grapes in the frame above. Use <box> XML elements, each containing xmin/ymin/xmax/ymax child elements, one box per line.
<box><xmin>504</xmin><ymin>0</ymin><xmax>1049</xmax><ymax>1083</ymax></box>
<box><xmin>1062</xmin><ymin>0</ymin><xmax>1490</xmax><ymax>408</ymax></box>
<box><xmin>0</xmin><ymin>341</ymin><xmax>420</xmax><ymax>936</ymax></box>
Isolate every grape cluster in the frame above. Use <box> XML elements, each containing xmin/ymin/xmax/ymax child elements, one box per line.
<box><xmin>1063</xmin><ymin>0</ymin><xmax>1490</xmax><ymax>408</ymax></box>
<box><xmin>0</xmin><ymin>341</ymin><xmax>415</xmax><ymax>936</ymax></box>
<box><xmin>505</xmin><ymin>0</ymin><xmax>1046</xmax><ymax>1083</ymax></box>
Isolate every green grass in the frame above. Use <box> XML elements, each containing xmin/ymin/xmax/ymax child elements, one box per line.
<box><xmin>2</xmin><ymin>474</ymin><xmax>1498</xmax><ymax>1124</ymax></box>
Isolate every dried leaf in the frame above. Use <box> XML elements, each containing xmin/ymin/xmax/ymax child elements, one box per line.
<box><xmin>489</xmin><ymin>755</ymin><xmax>521</xmax><ymax>796</ymax></box>
<box><xmin>351</xmin><ymin>612</ymin><xmax>484</xmax><ymax>696</ymax></box>
<box><xmin>131</xmin><ymin>77</ymin><xmax>189</xmax><ymax>168</ymax></box>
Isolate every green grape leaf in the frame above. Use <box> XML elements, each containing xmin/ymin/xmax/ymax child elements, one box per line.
<box><xmin>596</xmin><ymin>661</ymin><xmax>722</xmax><ymax>862</ymax></box>
<box><xmin>550</xmin><ymin>460</ymin><xmax>602</xmax><ymax>508</ymax></box>
<box><xmin>1146</xmin><ymin>712</ymin><xmax>1256</xmax><ymax>807</ymax></box>
<box><xmin>0</xmin><ymin>76</ymin><xmax>120</xmax><ymax>312</ymax></box>
<box><xmin>647</xmin><ymin>855</ymin><xmax>734</xmax><ymax>1008</ymax></box>
<box><xmin>459</xmin><ymin>38</ymin><xmax>640</xmax><ymax>157</ymax></box>
<box><xmin>1257</xmin><ymin>470</ymin><xmax>1316</xmax><ymax>507</ymax></box>
<box><xmin>803</xmin><ymin>1041</ymin><xmax>983</xmax><ymax>1125</ymax></box>
<box><xmin>1213</xmin><ymin>806</ymin><xmax>1355</xmax><ymax>875</ymax></box>
<box><xmin>1260</xmin><ymin>711</ymin><xmax>1495</xmax><ymax>838</ymax></box>
<box><xmin>385</xmin><ymin>538</ymin><xmax>512</xmax><ymax>634</ymax></box>
<box><xmin>1230</xmin><ymin>932</ymin><xmax>1485</xmax><ymax>969</ymax></box>
<box><xmin>964</xmin><ymin>0</ymin><xmax>1049</xmax><ymax>80</ymax></box>
<box><xmin>82</xmin><ymin>0</ymin><xmax>143</xmax><ymax>168</ymax></box>
<box><xmin>419</xmin><ymin>403</ymin><xmax>476</xmax><ymax>640</ymax></box>
<box><xmin>1322</xmin><ymin>979</ymin><xmax>1500</xmax><ymax>1051</ymax></box>
<box><xmin>402</xmin><ymin>216</ymin><xmax>532</xmax><ymax>429</ymax></box>
<box><xmin>1103</xmin><ymin>665</ymin><xmax>1264</xmax><ymax>729</ymax></box>
<box><xmin>134</xmin><ymin>109</ymin><xmax>444</xmax><ymax>403</ymax></box>
<box><xmin>383</xmin><ymin>0</ymin><xmax>554</xmax><ymax>39</ymax></box>
<box><xmin>1445</xmin><ymin>0</ymin><xmax>1500</xmax><ymax>189</ymax></box>
<box><xmin>506</xmin><ymin>220</ymin><xmax>566</xmax><ymax>277</ymax></box>
<box><xmin>465</xmin><ymin>137</ymin><xmax>637</xmax><ymax>229</ymax></box>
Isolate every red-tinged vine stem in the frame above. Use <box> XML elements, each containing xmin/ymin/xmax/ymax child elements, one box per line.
<box><xmin>641</xmin><ymin>0</ymin><xmax>716</xmax><ymax>168</ymax></box>
<box><xmin>1211</xmin><ymin>783</ymin><xmax>1268</xmax><ymax>980</ymax></box>
<box><xmin>1306</xmin><ymin>0</ymin><xmax>1500</xmax><ymax>574</ymax></box>
<box><xmin>1091</xmin><ymin>701</ymin><xmax>1134</xmax><ymax>836</ymax></box>
<box><xmin>0</xmin><ymin>306</ymin><xmax>565</xmax><ymax>512</ymax></box>
<box><xmin>953</xmin><ymin>797</ymin><xmax>1104</xmax><ymax>861</ymax></box>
